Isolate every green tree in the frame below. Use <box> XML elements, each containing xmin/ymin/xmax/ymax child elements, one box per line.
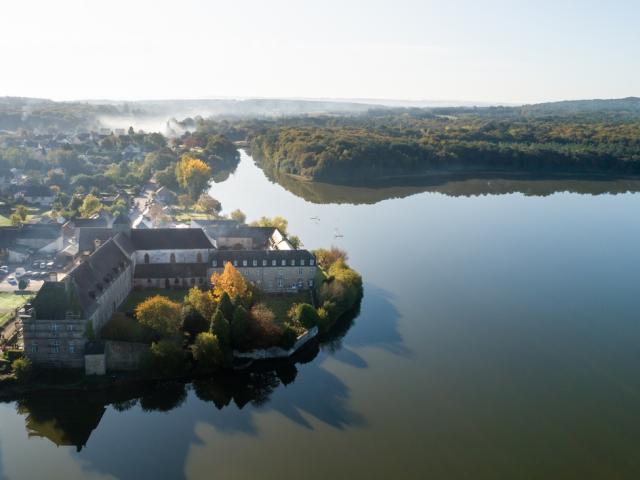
<box><xmin>250</xmin><ymin>216</ymin><xmax>288</xmax><ymax>235</ymax></box>
<box><xmin>10</xmin><ymin>213</ymin><xmax>22</xmax><ymax>226</ymax></box>
<box><xmin>79</xmin><ymin>194</ymin><xmax>103</xmax><ymax>217</ymax></box>
<box><xmin>12</xmin><ymin>357</ymin><xmax>33</xmax><ymax>383</ymax></box>
<box><xmin>217</xmin><ymin>291</ymin><xmax>234</xmax><ymax>321</ymax></box>
<box><xmin>18</xmin><ymin>278</ymin><xmax>28</xmax><ymax>291</ymax></box>
<box><xmin>196</xmin><ymin>193</ymin><xmax>222</xmax><ymax>217</ymax></box>
<box><xmin>145</xmin><ymin>339</ymin><xmax>185</xmax><ymax>377</ymax></box>
<box><xmin>231</xmin><ymin>305</ymin><xmax>249</xmax><ymax>347</ymax></box>
<box><xmin>192</xmin><ymin>332</ymin><xmax>223</xmax><ymax>373</ymax></box>
<box><xmin>210</xmin><ymin>308</ymin><xmax>231</xmax><ymax>346</ymax></box>
<box><xmin>291</xmin><ymin>303</ymin><xmax>321</xmax><ymax>330</ymax></box>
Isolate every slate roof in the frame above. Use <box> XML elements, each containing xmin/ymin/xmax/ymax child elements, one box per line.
<box><xmin>210</xmin><ymin>249</ymin><xmax>315</xmax><ymax>266</ymax></box>
<box><xmin>0</xmin><ymin>224</ymin><xmax>61</xmax><ymax>248</ymax></box>
<box><xmin>130</xmin><ymin>228</ymin><xmax>213</xmax><ymax>250</ymax></box>
<box><xmin>134</xmin><ymin>263</ymin><xmax>208</xmax><ymax>278</ymax></box>
<box><xmin>67</xmin><ymin>238</ymin><xmax>132</xmax><ymax>317</ymax></box>
<box><xmin>78</xmin><ymin>228</ymin><xmax>116</xmax><ymax>252</ymax></box>
<box><xmin>20</xmin><ymin>185</ymin><xmax>53</xmax><ymax>197</ymax></box>
<box><xmin>31</xmin><ymin>281</ymin><xmax>83</xmax><ymax>320</ymax></box>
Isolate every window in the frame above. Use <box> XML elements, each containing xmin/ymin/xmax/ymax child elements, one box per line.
<box><xmin>272</xmin><ymin>259</ymin><xmax>276</xmax><ymax>266</ymax></box>
<box><xmin>170</xmin><ymin>253</ymin><xmax>176</xmax><ymax>263</ymax></box>
<box><xmin>190</xmin><ymin>278</ymin><xmax>196</xmax><ymax>285</ymax></box>
<box><xmin>51</xmin><ymin>323</ymin><xmax>58</xmax><ymax>332</ymax></box>
<box><xmin>30</xmin><ymin>343</ymin><xmax>38</xmax><ymax>353</ymax></box>
<box><xmin>252</xmin><ymin>259</ymin><xmax>257</xmax><ymax>267</ymax></box>
<box><xmin>298</xmin><ymin>267</ymin><xmax>303</xmax><ymax>275</ymax></box>
<box><xmin>68</xmin><ymin>342</ymin><xmax>75</xmax><ymax>354</ymax></box>
<box><xmin>174</xmin><ymin>278</ymin><xmax>179</xmax><ymax>284</ymax></box>
<box><xmin>262</xmin><ymin>259</ymin><xmax>267</xmax><ymax>266</ymax></box>
<box><xmin>243</xmin><ymin>260</ymin><xmax>247</xmax><ymax>267</ymax></box>
<box><xmin>310</xmin><ymin>259</ymin><xmax>315</xmax><ymax>266</ymax></box>
<box><xmin>66</xmin><ymin>324</ymin><xmax>74</xmax><ymax>332</ymax></box>
<box><xmin>277</xmin><ymin>269</ymin><xmax>283</xmax><ymax>277</ymax></box>
<box><xmin>197</xmin><ymin>252</ymin><xmax>203</xmax><ymax>263</ymax></box>
<box><xmin>291</xmin><ymin>259</ymin><xmax>295</xmax><ymax>266</ymax></box>
<box><xmin>212</xmin><ymin>260</ymin><xmax>217</xmax><ymax>267</ymax></box>
<box><xmin>301</xmin><ymin>259</ymin><xmax>305</xmax><ymax>266</ymax></box>
<box><xmin>51</xmin><ymin>341</ymin><xmax>60</xmax><ymax>354</ymax></box>
<box><xmin>233</xmin><ymin>260</ymin><xmax>238</xmax><ymax>266</ymax></box>
<box><xmin>144</xmin><ymin>253</ymin><xmax>150</xmax><ymax>264</ymax></box>
<box><xmin>277</xmin><ymin>278</ymin><xmax>284</xmax><ymax>288</ymax></box>
<box><xmin>281</xmin><ymin>259</ymin><xmax>286</xmax><ymax>266</ymax></box>
<box><xmin>308</xmin><ymin>279</ymin><xmax>314</xmax><ymax>287</ymax></box>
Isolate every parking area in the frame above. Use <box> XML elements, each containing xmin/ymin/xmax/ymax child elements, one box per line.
<box><xmin>0</xmin><ymin>260</ymin><xmax>56</xmax><ymax>293</ymax></box>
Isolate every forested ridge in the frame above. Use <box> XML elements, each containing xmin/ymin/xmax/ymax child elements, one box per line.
<box><xmin>193</xmin><ymin>98</ymin><xmax>640</xmax><ymax>182</ymax></box>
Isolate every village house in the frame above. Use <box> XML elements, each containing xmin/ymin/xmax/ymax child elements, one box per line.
<box><xmin>15</xmin><ymin>185</ymin><xmax>55</xmax><ymax>206</ymax></box>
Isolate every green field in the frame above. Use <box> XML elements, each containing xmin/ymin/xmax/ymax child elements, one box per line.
<box><xmin>0</xmin><ymin>293</ymin><xmax>34</xmax><ymax>328</ymax></box>
<box><xmin>118</xmin><ymin>288</ymin><xmax>190</xmax><ymax>313</ymax></box>
<box><xmin>0</xmin><ymin>215</ymin><xmax>12</xmax><ymax>227</ymax></box>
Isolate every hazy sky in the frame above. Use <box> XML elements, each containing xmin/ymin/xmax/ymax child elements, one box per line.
<box><xmin>1</xmin><ymin>0</ymin><xmax>638</xmax><ymax>104</ymax></box>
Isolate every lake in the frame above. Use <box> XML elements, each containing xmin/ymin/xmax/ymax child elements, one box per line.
<box><xmin>2</xmin><ymin>150</ymin><xmax>640</xmax><ymax>479</ymax></box>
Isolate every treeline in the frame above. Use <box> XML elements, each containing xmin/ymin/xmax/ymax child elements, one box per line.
<box><xmin>235</xmin><ymin>108</ymin><xmax>640</xmax><ymax>182</ymax></box>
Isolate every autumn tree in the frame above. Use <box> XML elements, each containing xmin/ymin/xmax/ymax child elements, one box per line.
<box><xmin>210</xmin><ymin>262</ymin><xmax>250</xmax><ymax>303</ymax></box>
<box><xmin>314</xmin><ymin>246</ymin><xmax>348</xmax><ymax>269</ymax></box>
<box><xmin>250</xmin><ymin>216</ymin><xmax>288</xmax><ymax>235</ymax></box>
<box><xmin>79</xmin><ymin>194</ymin><xmax>103</xmax><ymax>218</ymax></box>
<box><xmin>14</xmin><ymin>205</ymin><xmax>28</xmax><ymax>221</ymax></box>
<box><xmin>197</xmin><ymin>193</ymin><xmax>222</xmax><ymax>217</ymax></box>
<box><xmin>175</xmin><ymin>154</ymin><xmax>211</xmax><ymax>200</ymax></box>
<box><xmin>229</xmin><ymin>209</ymin><xmax>246</xmax><ymax>224</ymax></box>
<box><xmin>135</xmin><ymin>295</ymin><xmax>182</xmax><ymax>340</ymax></box>
<box><xmin>183</xmin><ymin>287</ymin><xmax>215</xmax><ymax>320</ymax></box>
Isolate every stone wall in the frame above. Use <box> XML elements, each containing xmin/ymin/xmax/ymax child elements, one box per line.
<box><xmin>234</xmin><ymin>327</ymin><xmax>318</xmax><ymax>361</ymax></box>
<box><xmin>104</xmin><ymin>340</ymin><xmax>149</xmax><ymax>371</ymax></box>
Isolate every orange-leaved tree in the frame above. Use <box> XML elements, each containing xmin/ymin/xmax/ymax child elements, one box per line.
<box><xmin>210</xmin><ymin>262</ymin><xmax>250</xmax><ymax>304</ymax></box>
<box><xmin>175</xmin><ymin>154</ymin><xmax>212</xmax><ymax>200</ymax></box>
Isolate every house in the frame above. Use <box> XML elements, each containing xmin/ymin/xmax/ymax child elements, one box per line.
<box><xmin>0</xmin><ymin>223</ymin><xmax>64</xmax><ymax>261</ymax></box>
<box><xmin>154</xmin><ymin>186</ymin><xmax>178</xmax><ymax>206</ymax></box>
<box><xmin>192</xmin><ymin>219</ymin><xmax>294</xmax><ymax>250</ymax></box>
<box><xmin>16</xmin><ymin>185</ymin><xmax>55</xmax><ymax>206</ymax></box>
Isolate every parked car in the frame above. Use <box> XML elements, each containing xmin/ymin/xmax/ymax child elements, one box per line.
<box><xmin>46</xmin><ymin>262</ymin><xmax>54</xmax><ymax>269</ymax></box>
<box><xmin>0</xmin><ymin>265</ymin><xmax>8</xmax><ymax>273</ymax></box>
<box><xmin>7</xmin><ymin>277</ymin><xmax>17</xmax><ymax>286</ymax></box>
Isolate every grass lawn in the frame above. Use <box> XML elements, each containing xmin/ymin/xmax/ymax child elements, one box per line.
<box><xmin>118</xmin><ymin>288</ymin><xmax>190</xmax><ymax>313</ymax></box>
<box><xmin>173</xmin><ymin>211</ymin><xmax>215</xmax><ymax>222</ymax></box>
<box><xmin>0</xmin><ymin>214</ymin><xmax>12</xmax><ymax>226</ymax></box>
<box><xmin>0</xmin><ymin>293</ymin><xmax>34</xmax><ymax>328</ymax></box>
<box><xmin>260</xmin><ymin>291</ymin><xmax>312</xmax><ymax>324</ymax></box>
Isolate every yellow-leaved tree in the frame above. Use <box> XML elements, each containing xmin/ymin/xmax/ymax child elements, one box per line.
<box><xmin>175</xmin><ymin>154</ymin><xmax>212</xmax><ymax>200</ymax></box>
<box><xmin>135</xmin><ymin>295</ymin><xmax>182</xmax><ymax>340</ymax></box>
<box><xmin>210</xmin><ymin>262</ymin><xmax>250</xmax><ymax>304</ymax></box>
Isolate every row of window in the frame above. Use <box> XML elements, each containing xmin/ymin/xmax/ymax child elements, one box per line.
<box><xmin>213</xmin><ymin>258</ymin><xmax>315</xmax><ymax>268</ymax></box>
<box><xmin>29</xmin><ymin>341</ymin><xmax>76</xmax><ymax>354</ymax></box>
<box><xmin>143</xmin><ymin>253</ymin><xmax>205</xmax><ymax>264</ymax></box>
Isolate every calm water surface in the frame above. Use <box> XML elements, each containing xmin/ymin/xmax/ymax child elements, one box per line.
<box><xmin>1</xmin><ymin>151</ymin><xmax>640</xmax><ymax>479</ymax></box>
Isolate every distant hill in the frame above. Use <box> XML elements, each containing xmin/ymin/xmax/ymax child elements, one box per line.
<box><xmin>522</xmin><ymin>97</ymin><xmax>640</xmax><ymax>115</ymax></box>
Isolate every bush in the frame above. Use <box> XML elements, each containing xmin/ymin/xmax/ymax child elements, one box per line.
<box><xmin>12</xmin><ymin>357</ymin><xmax>33</xmax><ymax>382</ymax></box>
<box><xmin>247</xmin><ymin>303</ymin><xmax>282</xmax><ymax>348</ymax></box>
<box><xmin>192</xmin><ymin>332</ymin><xmax>223</xmax><ymax>373</ymax></box>
<box><xmin>143</xmin><ymin>339</ymin><xmax>186</xmax><ymax>378</ymax></box>
<box><xmin>291</xmin><ymin>303</ymin><xmax>321</xmax><ymax>330</ymax></box>
<box><xmin>280</xmin><ymin>323</ymin><xmax>298</xmax><ymax>350</ymax></box>
<box><xmin>181</xmin><ymin>305</ymin><xmax>209</xmax><ymax>339</ymax></box>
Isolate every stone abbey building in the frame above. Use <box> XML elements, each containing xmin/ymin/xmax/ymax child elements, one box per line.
<box><xmin>21</xmin><ymin>219</ymin><xmax>316</xmax><ymax>368</ymax></box>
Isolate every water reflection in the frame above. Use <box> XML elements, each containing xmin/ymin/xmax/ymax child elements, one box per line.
<box><xmin>12</xmin><ymin>303</ymin><xmax>377</xmax><ymax>453</ymax></box>
<box><xmin>260</xmin><ymin>164</ymin><xmax>640</xmax><ymax>204</ymax></box>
